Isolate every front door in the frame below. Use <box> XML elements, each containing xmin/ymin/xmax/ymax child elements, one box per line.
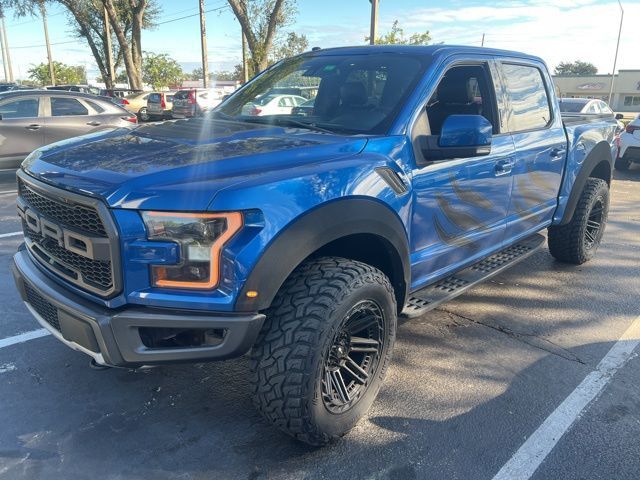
<box><xmin>0</xmin><ymin>96</ymin><xmax>44</xmax><ymax>167</ymax></box>
<box><xmin>409</xmin><ymin>61</ymin><xmax>515</xmax><ymax>290</ymax></box>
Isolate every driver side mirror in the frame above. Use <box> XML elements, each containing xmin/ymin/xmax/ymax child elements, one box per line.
<box><xmin>615</xmin><ymin>113</ymin><xmax>624</xmax><ymax>120</ymax></box>
<box><xmin>420</xmin><ymin>114</ymin><xmax>493</xmax><ymax>161</ymax></box>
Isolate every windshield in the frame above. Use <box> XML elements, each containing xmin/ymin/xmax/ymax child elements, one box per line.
<box><xmin>217</xmin><ymin>53</ymin><xmax>429</xmax><ymax>134</ymax></box>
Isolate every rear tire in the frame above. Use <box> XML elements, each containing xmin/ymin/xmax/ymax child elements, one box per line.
<box><xmin>548</xmin><ymin>178</ymin><xmax>609</xmax><ymax>264</ymax></box>
<box><xmin>250</xmin><ymin>257</ymin><xmax>397</xmax><ymax>446</ymax></box>
<box><xmin>138</xmin><ymin>107</ymin><xmax>149</xmax><ymax>122</ymax></box>
<box><xmin>614</xmin><ymin>156</ymin><xmax>631</xmax><ymax>171</ymax></box>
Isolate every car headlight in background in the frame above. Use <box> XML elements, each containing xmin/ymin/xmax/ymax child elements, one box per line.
<box><xmin>141</xmin><ymin>211</ymin><xmax>243</xmax><ymax>289</ymax></box>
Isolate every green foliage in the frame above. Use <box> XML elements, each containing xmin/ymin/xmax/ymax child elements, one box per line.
<box><xmin>270</xmin><ymin>31</ymin><xmax>309</xmax><ymax>62</ymax></box>
<box><xmin>142</xmin><ymin>52</ymin><xmax>183</xmax><ymax>89</ymax></box>
<box><xmin>554</xmin><ymin>60</ymin><xmax>598</xmax><ymax>76</ymax></box>
<box><xmin>28</xmin><ymin>62</ymin><xmax>87</xmax><ymax>86</ymax></box>
<box><xmin>366</xmin><ymin>20</ymin><xmax>431</xmax><ymax>45</ymax></box>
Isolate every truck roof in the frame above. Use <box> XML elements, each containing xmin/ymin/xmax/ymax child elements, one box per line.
<box><xmin>306</xmin><ymin>44</ymin><xmax>545</xmax><ymax>64</ymax></box>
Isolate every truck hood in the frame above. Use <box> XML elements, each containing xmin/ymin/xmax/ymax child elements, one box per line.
<box><xmin>22</xmin><ymin>118</ymin><xmax>367</xmax><ymax>211</ymax></box>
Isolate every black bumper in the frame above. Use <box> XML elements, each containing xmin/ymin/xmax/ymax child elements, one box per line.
<box><xmin>12</xmin><ymin>248</ymin><xmax>265</xmax><ymax>368</ymax></box>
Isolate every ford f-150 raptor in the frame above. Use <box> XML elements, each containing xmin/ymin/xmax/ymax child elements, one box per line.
<box><xmin>12</xmin><ymin>45</ymin><xmax>618</xmax><ymax>445</ymax></box>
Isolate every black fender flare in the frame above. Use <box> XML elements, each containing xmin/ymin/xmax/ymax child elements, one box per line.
<box><xmin>559</xmin><ymin>141</ymin><xmax>612</xmax><ymax>225</ymax></box>
<box><xmin>235</xmin><ymin>198</ymin><xmax>410</xmax><ymax>312</ymax></box>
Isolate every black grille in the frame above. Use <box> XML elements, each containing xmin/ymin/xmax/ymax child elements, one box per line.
<box><xmin>19</xmin><ymin>180</ymin><xmax>107</xmax><ymax>237</ymax></box>
<box><xmin>24</xmin><ymin>223</ymin><xmax>113</xmax><ymax>291</ymax></box>
<box><xmin>24</xmin><ymin>283</ymin><xmax>60</xmax><ymax>331</ymax></box>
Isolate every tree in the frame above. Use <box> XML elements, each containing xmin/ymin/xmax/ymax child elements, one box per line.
<box><xmin>103</xmin><ymin>0</ymin><xmax>158</xmax><ymax>89</ymax></box>
<box><xmin>366</xmin><ymin>20</ymin><xmax>431</xmax><ymax>45</ymax></box>
<box><xmin>28</xmin><ymin>61</ymin><xmax>87</xmax><ymax>85</ymax></box>
<box><xmin>226</xmin><ymin>0</ymin><xmax>296</xmax><ymax>75</ymax></box>
<box><xmin>142</xmin><ymin>52</ymin><xmax>182</xmax><ymax>89</ymax></box>
<box><xmin>554</xmin><ymin>60</ymin><xmax>597</xmax><ymax>76</ymax></box>
<box><xmin>270</xmin><ymin>31</ymin><xmax>308</xmax><ymax>62</ymax></box>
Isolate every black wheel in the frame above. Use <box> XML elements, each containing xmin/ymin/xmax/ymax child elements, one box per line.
<box><xmin>138</xmin><ymin>107</ymin><xmax>150</xmax><ymax>122</ymax></box>
<box><xmin>548</xmin><ymin>178</ymin><xmax>609</xmax><ymax>264</ymax></box>
<box><xmin>615</xmin><ymin>156</ymin><xmax>631</xmax><ymax>171</ymax></box>
<box><xmin>251</xmin><ymin>257</ymin><xmax>397</xmax><ymax>445</ymax></box>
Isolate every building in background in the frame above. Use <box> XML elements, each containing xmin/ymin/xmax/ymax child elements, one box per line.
<box><xmin>552</xmin><ymin>70</ymin><xmax>640</xmax><ymax>112</ymax></box>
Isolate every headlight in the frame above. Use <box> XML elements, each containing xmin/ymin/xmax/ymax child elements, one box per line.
<box><xmin>142</xmin><ymin>211</ymin><xmax>243</xmax><ymax>289</ymax></box>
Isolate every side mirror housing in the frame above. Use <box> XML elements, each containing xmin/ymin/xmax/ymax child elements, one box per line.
<box><xmin>421</xmin><ymin>114</ymin><xmax>493</xmax><ymax>162</ymax></box>
<box><xmin>615</xmin><ymin>113</ymin><xmax>624</xmax><ymax>120</ymax></box>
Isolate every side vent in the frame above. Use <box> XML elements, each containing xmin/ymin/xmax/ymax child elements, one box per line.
<box><xmin>375</xmin><ymin>167</ymin><xmax>409</xmax><ymax>195</ymax></box>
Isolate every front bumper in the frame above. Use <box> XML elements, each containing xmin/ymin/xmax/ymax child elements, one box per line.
<box><xmin>12</xmin><ymin>248</ymin><xmax>265</xmax><ymax>368</ymax></box>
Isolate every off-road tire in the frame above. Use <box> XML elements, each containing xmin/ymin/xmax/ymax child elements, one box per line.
<box><xmin>548</xmin><ymin>178</ymin><xmax>609</xmax><ymax>264</ymax></box>
<box><xmin>250</xmin><ymin>257</ymin><xmax>397</xmax><ymax>445</ymax></box>
<box><xmin>614</xmin><ymin>156</ymin><xmax>631</xmax><ymax>171</ymax></box>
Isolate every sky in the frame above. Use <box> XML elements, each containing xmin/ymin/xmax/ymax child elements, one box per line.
<box><xmin>1</xmin><ymin>0</ymin><xmax>639</xmax><ymax>83</ymax></box>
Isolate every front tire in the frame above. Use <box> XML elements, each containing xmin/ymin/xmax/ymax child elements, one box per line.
<box><xmin>548</xmin><ymin>178</ymin><xmax>609</xmax><ymax>264</ymax></box>
<box><xmin>251</xmin><ymin>257</ymin><xmax>397</xmax><ymax>445</ymax></box>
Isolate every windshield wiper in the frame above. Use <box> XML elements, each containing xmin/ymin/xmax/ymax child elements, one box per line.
<box><xmin>242</xmin><ymin>116</ymin><xmax>337</xmax><ymax>135</ymax></box>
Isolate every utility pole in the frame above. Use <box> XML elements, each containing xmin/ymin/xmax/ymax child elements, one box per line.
<box><xmin>369</xmin><ymin>0</ymin><xmax>378</xmax><ymax>45</ymax></box>
<box><xmin>103</xmin><ymin>6</ymin><xmax>115</xmax><ymax>87</ymax></box>
<box><xmin>0</xmin><ymin>12</ymin><xmax>13</xmax><ymax>82</ymax></box>
<box><xmin>199</xmin><ymin>0</ymin><xmax>209</xmax><ymax>88</ymax></box>
<box><xmin>608</xmin><ymin>0</ymin><xmax>624</xmax><ymax>107</ymax></box>
<box><xmin>481</xmin><ymin>33</ymin><xmax>485</xmax><ymax>47</ymax></box>
<box><xmin>40</xmin><ymin>3</ymin><xmax>55</xmax><ymax>86</ymax></box>
<box><xmin>0</xmin><ymin>20</ymin><xmax>7</xmax><ymax>82</ymax></box>
<box><xmin>241</xmin><ymin>32</ymin><xmax>248</xmax><ymax>83</ymax></box>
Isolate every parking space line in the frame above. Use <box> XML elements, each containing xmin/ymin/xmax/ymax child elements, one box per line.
<box><xmin>0</xmin><ymin>231</ymin><xmax>22</xmax><ymax>239</ymax></box>
<box><xmin>492</xmin><ymin>314</ymin><xmax>640</xmax><ymax>480</ymax></box>
<box><xmin>0</xmin><ymin>190</ymin><xmax>17</xmax><ymax>195</ymax></box>
<box><xmin>0</xmin><ymin>329</ymin><xmax>50</xmax><ymax>349</ymax></box>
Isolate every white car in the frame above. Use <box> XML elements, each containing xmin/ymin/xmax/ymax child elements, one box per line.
<box><xmin>616</xmin><ymin>115</ymin><xmax>640</xmax><ymax>171</ymax></box>
<box><xmin>241</xmin><ymin>94</ymin><xmax>307</xmax><ymax>116</ymax></box>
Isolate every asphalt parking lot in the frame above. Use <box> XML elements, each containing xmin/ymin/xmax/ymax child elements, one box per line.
<box><xmin>0</xmin><ymin>166</ymin><xmax>639</xmax><ymax>480</ymax></box>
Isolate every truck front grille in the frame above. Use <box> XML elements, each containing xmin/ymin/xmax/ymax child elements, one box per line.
<box><xmin>24</xmin><ymin>282</ymin><xmax>60</xmax><ymax>332</ymax></box>
<box><xmin>17</xmin><ymin>173</ymin><xmax>121</xmax><ymax>298</ymax></box>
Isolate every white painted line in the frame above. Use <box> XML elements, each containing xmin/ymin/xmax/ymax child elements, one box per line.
<box><xmin>493</xmin><ymin>314</ymin><xmax>640</xmax><ymax>480</ymax></box>
<box><xmin>0</xmin><ymin>231</ymin><xmax>22</xmax><ymax>239</ymax></box>
<box><xmin>0</xmin><ymin>328</ymin><xmax>50</xmax><ymax>349</ymax></box>
<box><xmin>0</xmin><ymin>190</ymin><xmax>17</xmax><ymax>195</ymax></box>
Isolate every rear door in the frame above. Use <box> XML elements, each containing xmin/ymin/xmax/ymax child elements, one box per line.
<box><xmin>498</xmin><ymin>61</ymin><xmax>567</xmax><ymax>241</ymax></box>
<box><xmin>44</xmin><ymin>96</ymin><xmax>102</xmax><ymax>144</ymax></box>
<box><xmin>0</xmin><ymin>96</ymin><xmax>45</xmax><ymax>166</ymax></box>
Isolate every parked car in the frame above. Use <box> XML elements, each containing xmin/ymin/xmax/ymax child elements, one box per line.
<box><xmin>119</xmin><ymin>91</ymin><xmax>152</xmax><ymax>121</ymax></box>
<box><xmin>558</xmin><ymin>97</ymin><xmax>614</xmax><ymax>114</ymax></box>
<box><xmin>100</xmin><ymin>88</ymin><xmax>143</xmax><ymax>99</ymax></box>
<box><xmin>291</xmin><ymin>97</ymin><xmax>315</xmax><ymax>116</ymax></box>
<box><xmin>45</xmin><ymin>85</ymin><xmax>102</xmax><ymax>96</ymax></box>
<box><xmin>12</xmin><ymin>45</ymin><xmax>618</xmax><ymax>446</ymax></box>
<box><xmin>146</xmin><ymin>91</ymin><xmax>176</xmax><ymax>120</ymax></box>
<box><xmin>0</xmin><ymin>83</ymin><xmax>33</xmax><ymax>92</ymax></box>
<box><xmin>240</xmin><ymin>94</ymin><xmax>307</xmax><ymax>116</ymax></box>
<box><xmin>0</xmin><ymin>89</ymin><xmax>136</xmax><ymax>168</ymax></box>
<box><xmin>615</xmin><ymin>114</ymin><xmax>640</xmax><ymax>170</ymax></box>
<box><xmin>171</xmin><ymin>88</ymin><xmax>221</xmax><ymax>118</ymax></box>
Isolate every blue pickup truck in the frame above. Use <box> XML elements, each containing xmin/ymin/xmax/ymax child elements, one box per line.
<box><xmin>12</xmin><ymin>46</ymin><xmax>617</xmax><ymax>445</ymax></box>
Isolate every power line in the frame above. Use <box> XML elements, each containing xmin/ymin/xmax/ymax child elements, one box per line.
<box><xmin>11</xmin><ymin>39</ymin><xmax>76</xmax><ymax>50</ymax></box>
<box><xmin>156</xmin><ymin>4</ymin><xmax>229</xmax><ymax>26</ymax></box>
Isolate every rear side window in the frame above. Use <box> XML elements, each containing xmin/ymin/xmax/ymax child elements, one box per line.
<box><xmin>502</xmin><ymin>63</ymin><xmax>552</xmax><ymax>132</ymax></box>
<box><xmin>85</xmin><ymin>100</ymin><xmax>105</xmax><ymax>113</ymax></box>
<box><xmin>51</xmin><ymin>97</ymin><xmax>89</xmax><ymax>116</ymax></box>
<box><xmin>0</xmin><ymin>98</ymin><xmax>39</xmax><ymax>119</ymax></box>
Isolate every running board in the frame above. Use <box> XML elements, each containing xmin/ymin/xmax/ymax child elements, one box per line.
<box><xmin>401</xmin><ymin>234</ymin><xmax>545</xmax><ymax>318</ymax></box>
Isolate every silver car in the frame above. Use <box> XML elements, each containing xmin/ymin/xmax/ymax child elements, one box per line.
<box><xmin>0</xmin><ymin>90</ymin><xmax>137</xmax><ymax>169</ymax></box>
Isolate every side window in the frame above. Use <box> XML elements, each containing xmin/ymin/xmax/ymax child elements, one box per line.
<box><xmin>278</xmin><ymin>97</ymin><xmax>289</xmax><ymax>107</ymax></box>
<box><xmin>502</xmin><ymin>63</ymin><xmax>551</xmax><ymax>132</ymax></box>
<box><xmin>0</xmin><ymin>98</ymin><xmax>39</xmax><ymax>119</ymax></box>
<box><xmin>586</xmin><ymin>102</ymin><xmax>598</xmax><ymax>114</ymax></box>
<box><xmin>425</xmin><ymin>63</ymin><xmax>499</xmax><ymax>135</ymax></box>
<box><xmin>85</xmin><ymin>100</ymin><xmax>105</xmax><ymax>113</ymax></box>
<box><xmin>51</xmin><ymin>97</ymin><xmax>89</xmax><ymax>116</ymax></box>
<box><xmin>600</xmin><ymin>102</ymin><xmax>612</xmax><ymax>114</ymax></box>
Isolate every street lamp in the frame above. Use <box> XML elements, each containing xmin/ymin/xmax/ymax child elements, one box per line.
<box><xmin>608</xmin><ymin>0</ymin><xmax>624</xmax><ymax>107</ymax></box>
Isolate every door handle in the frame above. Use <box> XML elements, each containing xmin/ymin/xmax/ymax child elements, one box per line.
<box><xmin>25</xmin><ymin>124</ymin><xmax>41</xmax><ymax>131</ymax></box>
<box><xmin>550</xmin><ymin>147</ymin><xmax>566</xmax><ymax>161</ymax></box>
<box><xmin>86</xmin><ymin>121</ymin><xmax>101</xmax><ymax>126</ymax></box>
<box><xmin>494</xmin><ymin>159</ymin><xmax>514</xmax><ymax>176</ymax></box>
